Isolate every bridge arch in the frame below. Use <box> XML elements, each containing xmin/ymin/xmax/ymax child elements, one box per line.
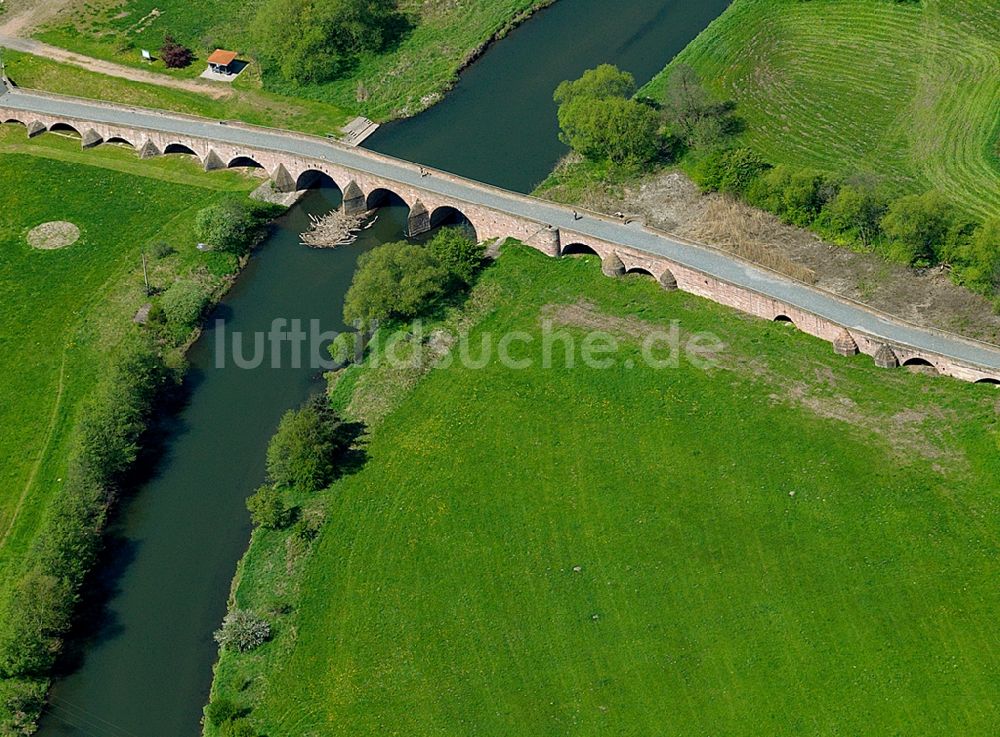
<box><xmin>295</xmin><ymin>169</ymin><xmax>340</xmax><ymax>191</ymax></box>
<box><xmin>163</xmin><ymin>143</ymin><xmax>199</xmax><ymax>156</ymax></box>
<box><xmin>975</xmin><ymin>378</ymin><xmax>1000</xmax><ymax>386</ymax></box>
<box><xmin>430</xmin><ymin>206</ymin><xmax>477</xmax><ymax>242</ymax></box>
<box><xmin>2</xmin><ymin>118</ymin><xmax>26</xmax><ymax>127</ymax></box>
<box><xmin>366</xmin><ymin>188</ymin><xmax>409</xmax><ymax>211</ymax></box>
<box><xmin>106</xmin><ymin>136</ymin><xmax>135</xmax><ymax>148</ymax></box>
<box><xmin>625</xmin><ymin>267</ymin><xmax>655</xmax><ymax>278</ymax></box>
<box><xmin>48</xmin><ymin>122</ymin><xmax>81</xmax><ymax>137</ymax></box>
<box><xmin>902</xmin><ymin>357</ymin><xmax>938</xmax><ymax>370</ymax></box>
<box><xmin>561</xmin><ymin>243</ymin><xmax>600</xmax><ymax>258</ymax></box>
<box><xmin>774</xmin><ymin>314</ymin><xmax>795</xmax><ymax>325</ymax></box>
<box><xmin>227</xmin><ymin>155</ymin><xmax>264</xmax><ymax>169</ymax></box>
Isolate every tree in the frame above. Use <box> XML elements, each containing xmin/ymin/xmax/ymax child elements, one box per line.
<box><xmin>427</xmin><ymin>228</ymin><xmax>485</xmax><ymax>287</ymax></box>
<box><xmin>246</xmin><ymin>485</ymin><xmax>291</xmax><ymax>530</ymax></box>
<box><xmin>214</xmin><ymin>610</ymin><xmax>270</xmax><ymax>653</ymax></box>
<box><xmin>196</xmin><ymin>199</ymin><xmax>275</xmax><ymax>255</ymax></box>
<box><xmin>343</xmin><ymin>241</ymin><xmax>449</xmax><ymax>326</ymax></box>
<box><xmin>266</xmin><ymin>395</ymin><xmax>352</xmax><ymax>492</ymax></box>
<box><xmin>880</xmin><ymin>190</ymin><xmax>954</xmax><ymax>264</ymax></box>
<box><xmin>204</xmin><ymin>698</ymin><xmax>240</xmax><ymax>727</ymax></box>
<box><xmin>554</xmin><ymin>64</ymin><xmax>635</xmax><ymax>106</ymax></box>
<box><xmin>694</xmin><ymin>147</ymin><xmax>769</xmax><ymax>195</ymax></box>
<box><xmin>557</xmin><ymin>96</ymin><xmax>662</xmax><ymax>166</ymax></box>
<box><xmin>661</xmin><ymin>63</ymin><xmax>738</xmax><ymax>149</ymax></box>
<box><xmin>252</xmin><ymin>0</ymin><xmax>404</xmax><ymax>85</ymax></box>
<box><xmin>160</xmin><ymin>35</ymin><xmax>194</xmax><ymax>69</ymax></box>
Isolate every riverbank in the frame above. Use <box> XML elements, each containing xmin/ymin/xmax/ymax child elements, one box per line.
<box><xmin>207</xmin><ymin>243</ymin><xmax>1000</xmax><ymax>736</ymax></box>
<box><xmin>0</xmin><ymin>126</ymin><xmax>267</xmax><ymax>733</ymax></box>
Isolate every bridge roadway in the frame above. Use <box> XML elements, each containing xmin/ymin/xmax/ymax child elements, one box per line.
<box><xmin>2</xmin><ymin>85</ymin><xmax>999</xmax><ymax>381</ymax></box>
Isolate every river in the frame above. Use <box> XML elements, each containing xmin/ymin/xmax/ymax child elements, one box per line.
<box><xmin>36</xmin><ymin>1</ymin><xmax>731</xmax><ymax>734</ymax></box>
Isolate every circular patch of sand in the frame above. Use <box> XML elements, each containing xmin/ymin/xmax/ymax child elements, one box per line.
<box><xmin>27</xmin><ymin>221</ymin><xmax>80</xmax><ymax>250</ymax></box>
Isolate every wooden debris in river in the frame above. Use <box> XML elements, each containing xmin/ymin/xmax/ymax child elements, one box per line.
<box><xmin>300</xmin><ymin>210</ymin><xmax>373</xmax><ymax>248</ymax></box>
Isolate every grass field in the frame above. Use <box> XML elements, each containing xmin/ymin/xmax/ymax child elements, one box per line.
<box><xmin>0</xmin><ymin>123</ymin><xmax>255</xmax><ymax>643</ymax></box>
<box><xmin>3</xmin><ymin>51</ymin><xmax>351</xmax><ymax>137</ymax></box>
<box><xmin>209</xmin><ymin>245</ymin><xmax>1000</xmax><ymax>736</ymax></box>
<box><xmin>36</xmin><ymin>0</ymin><xmax>549</xmax><ymax>121</ymax></box>
<box><xmin>642</xmin><ymin>0</ymin><xmax>1000</xmax><ymax>220</ymax></box>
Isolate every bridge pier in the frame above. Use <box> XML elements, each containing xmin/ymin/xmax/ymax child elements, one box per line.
<box><xmin>874</xmin><ymin>343</ymin><xmax>899</xmax><ymax>368</ymax></box>
<box><xmin>271</xmin><ymin>163</ymin><xmax>297</xmax><ymax>194</ymax></box>
<box><xmin>530</xmin><ymin>225</ymin><xmax>561</xmax><ymax>258</ymax></box>
<box><xmin>342</xmin><ymin>181</ymin><xmax>367</xmax><ymax>216</ymax></box>
<box><xmin>203</xmin><ymin>150</ymin><xmax>225</xmax><ymax>171</ymax></box>
<box><xmin>27</xmin><ymin>121</ymin><xmax>45</xmax><ymax>138</ymax></box>
<box><xmin>139</xmin><ymin>140</ymin><xmax>161</xmax><ymax>159</ymax></box>
<box><xmin>834</xmin><ymin>329</ymin><xmax>859</xmax><ymax>357</ymax></box>
<box><xmin>81</xmin><ymin>129</ymin><xmax>102</xmax><ymax>148</ymax></box>
<box><xmin>602</xmin><ymin>252</ymin><xmax>626</xmax><ymax>278</ymax></box>
<box><xmin>408</xmin><ymin>200</ymin><xmax>431</xmax><ymax>237</ymax></box>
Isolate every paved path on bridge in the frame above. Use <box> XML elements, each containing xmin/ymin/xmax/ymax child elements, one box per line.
<box><xmin>3</xmin><ymin>86</ymin><xmax>999</xmax><ymax>373</ymax></box>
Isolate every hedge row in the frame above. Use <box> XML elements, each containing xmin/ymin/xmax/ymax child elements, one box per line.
<box><xmin>0</xmin><ymin>336</ymin><xmax>178</xmax><ymax>733</ymax></box>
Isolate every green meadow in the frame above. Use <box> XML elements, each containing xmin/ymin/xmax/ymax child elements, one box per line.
<box><xmin>644</xmin><ymin>0</ymin><xmax>1000</xmax><ymax>220</ymax></box>
<box><xmin>209</xmin><ymin>245</ymin><xmax>1000</xmax><ymax>736</ymax></box>
<box><xmin>0</xmin><ymin>123</ymin><xmax>255</xmax><ymax>636</ymax></box>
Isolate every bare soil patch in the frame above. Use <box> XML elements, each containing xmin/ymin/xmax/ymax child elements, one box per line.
<box><xmin>27</xmin><ymin>221</ymin><xmax>79</xmax><ymax>249</ymax></box>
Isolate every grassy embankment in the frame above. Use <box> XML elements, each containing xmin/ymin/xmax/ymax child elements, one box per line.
<box><xmin>3</xmin><ymin>51</ymin><xmax>351</xmax><ymax>137</ymax></box>
<box><xmin>34</xmin><ymin>0</ymin><xmax>551</xmax><ymax>122</ymax></box>
<box><xmin>208</xmin><ymin>244</ymin><xmax>1000</xmax><ymax>737</ymax></box>
<box><xmin>539</xmin><ymin>0</ymin><xmax>1000</xmax><ymax>217</ymax></box>
<box><xmin>0</xmin><ymin>123</ymin><xmax>258</xmax><ymax>728</ymax></box>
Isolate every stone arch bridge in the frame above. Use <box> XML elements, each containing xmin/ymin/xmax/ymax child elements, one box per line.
<box><xmin>2</xmin><ymin>87</ymin><xmax>999</xmax><ymax>384</ymax></box>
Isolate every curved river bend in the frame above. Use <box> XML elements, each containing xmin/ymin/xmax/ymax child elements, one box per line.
<box><xmin>37</xmin><ymin>1</ymin><xmax>731</xmax><ymax>734</ymax></box>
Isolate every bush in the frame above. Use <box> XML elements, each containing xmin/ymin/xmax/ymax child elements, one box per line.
<box><xmin>427</xmin><ymin>228</ymin><xmax>485</xmax><ymax>287</ymax></box>
<box><xmin>880</xmin><ymin>190</ymin><xmax>955</xmax><ymax>265</ymax></box>
<box><xmin>748</xmin><ymin>164</ymin><xmax>832</xmax><ymax>227</ymax></box>
<box><xmin>205</xmin><ymin>697</ymin><xmax>241</xmax><ymax>727</ymax></box>
<box><xmin>196</xmin><ymin>199</ymin><xmax>278</xmax><ymax>255</ymax></box>
<box><xmin>148</xmin><ymin>240</ymin><xmax>176</xmax><ymax>259</ymax></box>
<box><xmin>221</xmin><ymin>718</ymin><xmax>257</xmax><ymax>737</ymax></box>
<box><xmin>0</xmin><ymin>678</ymin><xmax>47</xmax><ymax>735</ymax></box>
<box><xmin>343</xmin><ymin>241</ymin><xmax>449</xmax><ymax>326</ymax></box>
<box><xmin>694</xmin><ymin>147</ymin><xmax>770</xmax><ymax>195</ymax></box>
<box><xmin>246</xmin><ymin>485</ymin><xmax>291</xmax><ymax>530</ymax></box>
<box><xmin>214</xmin><ymin>610</ymin><xmax>271</xmax><ymax>653</ymax></box>
<box><xmin>267</xmin><ymin>395</ymin><xmax>352</xmax><ymax>492</ymax></box>
<box><xmin>159</xmin><ymin>280</ymin><xmax>210</xmax><ymax>328</ymax></box>
<box><xmin>818</xmin><ymin>182</ymin><xmax>889</xmax><ymax>247</ymax></box>
<box><xmin>160</xmin><ymin>35</ymin><xmax>194</xmax><ymax>68</ymax></box>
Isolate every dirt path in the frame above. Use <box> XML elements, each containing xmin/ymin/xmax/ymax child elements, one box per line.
<box><xmin>1</xmin><ymin>35</ymin><xmax>232</xmax><ymax>98</ymax></box>
<box><xmin>0</xmin><ymin>0</ymin><xmax>77</xmax><ymax>37</ymax></box>
<box><xmin>0</xmin><ymin>0</ymin><xmax>229</xmax><ymax>98</ymax></box>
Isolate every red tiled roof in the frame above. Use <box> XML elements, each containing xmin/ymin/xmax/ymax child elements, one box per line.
<box><xmin>207</xmin><ymin>49</ymin><xmax>238</xmax><ymax>66</ymax></box>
